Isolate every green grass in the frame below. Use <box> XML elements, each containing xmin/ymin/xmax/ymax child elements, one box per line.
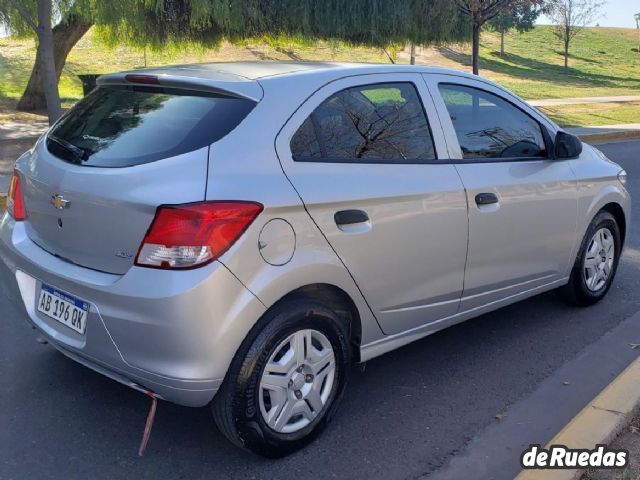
<box><xmin>1</xmin><ymin>25</ymin><xmax>640</xmax><ymax>126</ymax></box>
<box><xmin>539</xmin><ymin>101</ymin><xmax>640</xmax><ymax>127</ymax></box>
<box><xmin>471</xmin><ymin>27</ymin><xmax>640</xmax><ymax>100</ymax></box>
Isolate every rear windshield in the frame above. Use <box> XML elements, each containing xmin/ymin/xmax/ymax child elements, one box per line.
<box><xmin>46</xmin><ymin>85</ymin><xmax>257</xmax><ymax>167</ymax></box>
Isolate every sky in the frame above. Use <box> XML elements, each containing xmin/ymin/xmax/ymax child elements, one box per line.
<box><xmin>538</xmin><ymin>0</ymin><xmax>640</xmax><ymax>28</ymax></box>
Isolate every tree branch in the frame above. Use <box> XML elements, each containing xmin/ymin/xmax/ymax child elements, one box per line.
<box><xmin>482</xmin><ymin>0</ymin><xmax>515</xmax><ymax>23</ymax></box>
<box><xmin>382</xmin><ymin>48</ymin><xmax>396</xmax><ymax>64</ymax></box>
<box><xmin>453</xmin><ymin>0</ymin><xmax>472</xmax><ymax>16</ymax></box>
<box><xmin>454</xmin><ymin>0</ymin><xmax>514</xmax><ymax>24</ymax></box>
<box><xmin>8</xmin><ymin>0</ymin><xmax>38</xmax><ymax>32</ymax></box>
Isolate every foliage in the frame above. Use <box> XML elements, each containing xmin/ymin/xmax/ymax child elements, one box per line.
<box><xmin>0</xmin><ymin>0</ymin><xmax>471</xmax><ymax>50</ymax></box>
<box><xmin>0</xmin><ymin>0</ymin><xmax>85</xmax><ymax>36</ymax></box>
<box><xmin>453</xmin><ymin>0</ymin><xmax>517</xmax><ymax>73</ymax></box>
<box><xmin>488</xmin><ymin>0</ymin><xmax>541</xmax><ymax>35</ymax></box>
<box><xmin>547</xmin><ymin>0</ymin><xmax>605</xmax><ymax>66</ymax></box>
<box><xmin>548</xmin><ymin>0</ymin><xmax>605</xmax><ymax>39</ymax></box>
<box><xmin>91</xmin><ymin>0</ymin><xmax>471</xmax><ymax>50</ymax></box>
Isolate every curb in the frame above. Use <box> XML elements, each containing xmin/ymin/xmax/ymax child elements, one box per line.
<box><xmin>576</xmin><ymin>130</ymin><xmax>640</xmax><ymax>144</ymax></box>
<box><xmin>515</xmin><ymin>355</ymin><xmax>640</xmax><ymax>480</ymax></box>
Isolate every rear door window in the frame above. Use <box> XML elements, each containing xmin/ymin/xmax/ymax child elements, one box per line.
<box><xmin>291</xmin><ymin>82</ymin><xmax>436</xmax><ymax>163</ymax></box>
<box><xmin>46</xmin><ymin>86</ymin><xmax>256</xmax><ymax>167</ymax></box>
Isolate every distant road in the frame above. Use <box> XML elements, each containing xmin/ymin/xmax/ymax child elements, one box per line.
<box><xmin>529</xmin><ymin>95</ymin><xmax>640</xmax><ymax>106</ymax></box>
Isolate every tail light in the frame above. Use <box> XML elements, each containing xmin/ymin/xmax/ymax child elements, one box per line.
<box><xmin>7</xmin><ymin>170</ymin><xmax>26</xmax><ymax>221</ymax></box>
<box><xmin>135</xmin><ymin>201</ymin><xmax>263</xmax><ymax>270</ymax></box>
<box><xmin>124</xmin><ymin>74</ymin><xmax>159</xmax><ymax>85</ymax></box>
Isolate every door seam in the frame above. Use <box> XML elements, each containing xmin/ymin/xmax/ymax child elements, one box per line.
<box><xmin>452</xmin><ymin>164</ymin><xmax>471</xmax><ymax>315</ymax></box>
<box><xmin>270</xmin><ymin>128</ymin><xmax>384</xmax><ymax>334</ymax></box>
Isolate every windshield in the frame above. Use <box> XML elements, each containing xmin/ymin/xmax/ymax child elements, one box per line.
<box><xmin>46</xmin><ymin>85</ymin><xmax>256</xmax><ymax>167</ymax></box>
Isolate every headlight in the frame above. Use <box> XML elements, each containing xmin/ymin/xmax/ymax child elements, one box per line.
<box><xmin>618</xmin><ymin>169</ymin><xmax>627</xmax><ymax>185</ymax></box>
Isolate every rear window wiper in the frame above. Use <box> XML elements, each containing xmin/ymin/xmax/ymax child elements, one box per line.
<box><xmin>47</xmin><ymin>134</ymin><xmax>91</xmax><ymax>162</ymax></box>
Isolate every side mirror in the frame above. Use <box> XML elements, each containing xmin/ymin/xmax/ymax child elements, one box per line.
<box><xmin>554</xmin><ymin>131</ymin><xmax>582</xmax><ymax>159</ymax></box>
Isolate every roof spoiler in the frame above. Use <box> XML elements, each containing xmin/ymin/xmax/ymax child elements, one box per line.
<box><xmin>97</xmin><ymin>71</ymin><xmax>263</xmax><ymax>101</ymax></box>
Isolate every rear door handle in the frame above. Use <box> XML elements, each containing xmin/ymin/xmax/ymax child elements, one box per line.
<box><xmin>475</xmin><ymin>193</ymin><xmax>499</xmax><ymax>206</ymax></box>
<box><xmin>334</xmin><ymin>209</ymin><xmax>369</xmax><ymax>226</ymax></box>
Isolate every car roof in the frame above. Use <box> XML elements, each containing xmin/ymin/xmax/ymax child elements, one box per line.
<box><xmin>97</xmin><ymin>61</ymin><xmax>488</xmax><ymax>101</ymax></box>
<box><xmin>104</xmin><ymin>61</ymin><xmax>479</xmax><ymax>80</ymax></box>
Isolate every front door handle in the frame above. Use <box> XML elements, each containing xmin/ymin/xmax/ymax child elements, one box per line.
<box><xmin>334</xmin><ymin>209</ymin><xmax>369</xmax><ymax>226</ymax></box>
<box><xmin>475</xmin><ymin>193</ymin><xmax>499</xmax><ymax>206</ymax></box>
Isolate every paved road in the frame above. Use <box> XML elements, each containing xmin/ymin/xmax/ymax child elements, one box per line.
<box><xmin>1</xmin><ymin>141</ymin><xmax>639</xmax><ymax>480</ymax></box>
<box><xmin>566</xmin><ymin>124</ymin><xmax>640</xmax><ymax>143</ymax></box>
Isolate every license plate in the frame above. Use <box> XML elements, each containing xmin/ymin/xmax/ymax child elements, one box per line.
<box><xmin>37</xmin><ymin>284</ymin><xmax>89</xmax><ymax>335</ymax></box>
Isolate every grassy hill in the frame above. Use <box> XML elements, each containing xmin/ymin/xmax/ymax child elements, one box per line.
<box><xmin>464</xmin><ymin>26</ymin><xmax>640</xmax><ymax>100</ymax></box>
<box><xmin>1</xmin><ymin>25</ymin><xmax>640</xmax><ymax>125</ymax></box>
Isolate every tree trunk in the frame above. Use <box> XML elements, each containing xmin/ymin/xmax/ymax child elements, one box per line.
<box><xmin>35</xmin><ymin>0</ymin><xmax>62</xmax><ymax>123</ymax></box>
<box><xmin>472</xmin><ymin>21</ymin><xmax>480</xmax><ymax>75</ymax></box>
<box><xmin>410</xmin><ymin>43</ymin><xmax>416</xmax><ymax>65</ymax></box>
<box><xmin>17</xmin><ymin>14</ymin><xmax>91</xmax><ymax>114</ymax></box>
<box><xmin>500</xmin><ymin>28</ymin><xmax>505</xmax><ymax>56</ymax></box>
<box><xmin>563</xmin><ymin>24</ymin><xmax>570</xmax><ymax>68</ymax></box>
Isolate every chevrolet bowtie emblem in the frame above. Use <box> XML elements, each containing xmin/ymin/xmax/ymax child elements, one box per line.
<box><xmin>51</xmin><ymin>195</ymin><xmax>70</xmax><ymax>210</ymax></box>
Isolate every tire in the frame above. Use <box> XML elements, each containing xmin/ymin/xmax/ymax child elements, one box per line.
<box><xmin>211</xmin><ymin>298</ymin><xmax>351</xmax><ymax>457</ymax></box>
<box><xmin>558</xmin><ymin>211</ymin><xmax>621</xmax><ymax>306</ymax></box>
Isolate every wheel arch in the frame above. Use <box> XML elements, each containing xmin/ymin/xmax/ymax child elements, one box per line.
<box><xmin>266</xmin><ymin>283</ymin><xmax>364</xmax><ymax>363</ymax></box>
<box><xmin>601</xmin><ymin>202</ymin><xmax>627</xmax><ymax>248</ymax></box>
<box><xmin>580</xmin><ymin>185</ymin><xmax>630</xmax><ymax>253</ymax></box>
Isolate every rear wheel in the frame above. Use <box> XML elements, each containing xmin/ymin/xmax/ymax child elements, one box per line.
<box><xmin>211</xmin><ymin>298</ymin><xmax>351</xmax><ymax>457</ymax></box>
<box><xmin>558</xmin><ymin>211</ymin><xmax>621</xmax><ymax>306</ymax></box>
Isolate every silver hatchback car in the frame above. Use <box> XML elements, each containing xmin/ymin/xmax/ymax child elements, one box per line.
<box><xmin>0</xmin><ymin>62</ymin><xmax>630</xmax><ymax>457</ymax></box>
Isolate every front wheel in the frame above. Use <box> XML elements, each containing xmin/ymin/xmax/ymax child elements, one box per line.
<box><xmin>211</xmin><ymin>298</ymin><xmax>351</xmax><ymax>457</ymax></box>
<box><xmin>558</xmin><ymin>211</ymin><xmax>621</xmax><ymax>306</ymax></box>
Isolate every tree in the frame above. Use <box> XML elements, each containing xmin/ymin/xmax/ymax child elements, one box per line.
<box><xmin>454</xmin><ymin>0</ymin><xmax>513</xmax><ymax>74</ymax></box>
<box><xmin>1</xmin><ymin>0</ymin><xmax>471</xmax><ymax>121</ymax></box>
<box><xmin>547</xmin><ymin>0</ymin><xmax>604</xmax><ymax>68</ymax></box>
<box><xmin>0</xmin><ymin>0</ymin><xmax>106</xmax><ymax>118</ymax></box>
<box><xmin>0</xmin><ymin>0</ymin><xmax>63</xmax><ymax>122</ymax></box>
<box><xmin>0</xmin><ymin>1</ymin><xmax>153</xmax><ymax>116</ymax></box>
<box><xmin>488</xmin><ymin>0</ymin><xmax>542</xmax><ymax>56</ymax></box>
<box><xmin>17</xmin><ymin>14</ymin><xmax>91</xmax><ymax>112</ymax></box>
<box><xmin>635</xmin><ymin>12</ymin><xmax>640</xmax><ymax>54</ymax></box>
<box><xmin>454</xmin><ymin>0</ymin><xmax>545</xmax><ymax>74</ymax></box>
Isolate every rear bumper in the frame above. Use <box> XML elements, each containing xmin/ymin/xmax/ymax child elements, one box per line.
<box><xmin>0</xmin><ymin>213</ymin><xmax>266</xmax><ymax>407</ymax></box>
